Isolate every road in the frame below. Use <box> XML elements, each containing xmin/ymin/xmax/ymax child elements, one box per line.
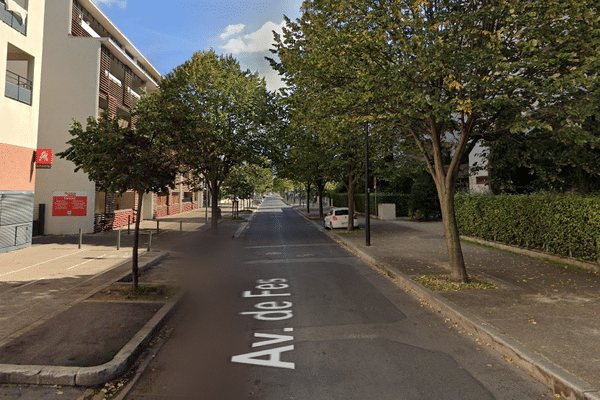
<box><xmin>122</xmin><ymin>196</ymin><xmax>553</xmax><ymax>399</ymax></box>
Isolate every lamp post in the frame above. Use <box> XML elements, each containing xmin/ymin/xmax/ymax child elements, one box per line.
<box><xmin>365</xmin><ymin>123</ymin><xmax>371</xmax><ymax>246</ymax></box>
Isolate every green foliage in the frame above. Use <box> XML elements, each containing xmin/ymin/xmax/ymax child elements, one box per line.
<box><xmin>59</xmin><ymin>108</ymin><xmax>177</xmax><ymax>196</ymax></box>
<box><xmin>225</xmin><ymin>163</ymin><xmax>273</xmax><ymax>199</ymax></box>
<box><xmin>409</xmin><ymin>172</ymin><xmax>441</xmax><ymax>221</ymax></box>
<box><xmin>159</xmin><ymin>50</ymin><xmax>279</xmax><ymax>234</ymax></box>
<box><xmin>272</xmin><ymin>0</ymin><xmax>600</xmax><ymax>280</ymax></box>
<box><xmin>455</xmin><ymin>193</ymin><xmax>600</xmax><ymax>262</ymax></box>
<box><xmin>488</xmin><ymin>130</ymin><xmax>600</xmax><ymax>194</ymax></box>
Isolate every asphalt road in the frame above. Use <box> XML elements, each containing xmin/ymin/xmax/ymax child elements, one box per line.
<box><xmin>123</xmin><ymin>196</ymin><xmax>553</xmax><ymax>400</ymax></box>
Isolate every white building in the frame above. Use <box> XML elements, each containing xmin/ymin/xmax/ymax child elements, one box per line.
<box><xmin>468</xmin><ymin>142</ymin><xmax>490</xmax><ymax>193</ymax></box>
<box><xmin>0</xmin><ymin>0</ymin><xmax>45</xmax><ymax>252</ymax></box>
<box><xmin>34</xmin><ymin>0</ymin><xmax>161</xmax><ymax>235</ymax></box>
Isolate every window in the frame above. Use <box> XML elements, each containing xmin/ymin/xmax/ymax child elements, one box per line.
<box><xmin>335</xmin><ymin>209</ymin><xmax>349</xmax><ymax>216</ymax></box>
<box><xmin>0</xmin><ymin>0</ymin><xmax>28</xmax><ymax>35</ymax></box>
<box><xmin>5</xmin><ymin>43</ymin><xmax>33</xmax><ymax>105</ymax></box>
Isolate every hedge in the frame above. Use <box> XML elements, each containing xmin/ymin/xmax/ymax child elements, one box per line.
<box><xmin>330</xmin><ymin>193</ymin><xmax>410</xmax><ymax>217</ymax></box>
<box><xmin>455</xmin><ymin>193</ymin><xmax>600</xmax><ymax>262</ymax></box>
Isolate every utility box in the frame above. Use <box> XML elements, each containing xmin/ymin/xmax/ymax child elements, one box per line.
<box><xmin>377</xmin><ymin>203</ymin><xmax>396</xmax><ymax>221</ymax></box>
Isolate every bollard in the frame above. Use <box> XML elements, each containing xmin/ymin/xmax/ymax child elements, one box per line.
<box><xmin>156</xmin><ymin>220</ymin><xmax>160</xmax><ymax>235</ymax></box>
<box><xmin>180</xmin><ymin>221</ymin><xmax>183</xmax><ymax>234</ymax></box>
<box><xmin>147</xmin><ymin>231</ymin><xmax>153</xmax><ymax>251</ymax></box>
<box><xmin>117</xmin><ymin>229</ymin><xmax>121</xmax><ymax>250</ymax></box>
<box><xmin>127</xmin><ymin>215</ymin><xmax>131</xmax><ymax>235</ymax></box>
<box><xmin>78</xmin><ymin>228</ymin><xmax>82</xmax><ymax>249</ymax></box>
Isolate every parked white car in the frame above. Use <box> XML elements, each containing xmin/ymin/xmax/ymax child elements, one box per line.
<box><xmin>324</xmin><ymin>207</ymin><xmax>356</xmax><ymax>229</ymax></box>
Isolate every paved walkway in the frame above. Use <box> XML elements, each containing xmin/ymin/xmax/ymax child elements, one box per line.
<box><xmin>0</xmin><ymin>205</ymin><xmax>236</xmax><ymax>347</ymax></box>
<box><xmin>293</xmin><ymin>202</ymin><xmax>600</xmax><ymax>398</ymax></box>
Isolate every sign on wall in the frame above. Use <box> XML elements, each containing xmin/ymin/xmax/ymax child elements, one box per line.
<box><xmin>35</xmin><ymin>149</ymin><xmax>53</xmax><ymax>166</ymax></box>
<box><xmin>52</xmin><ymin>191</ymin><xmax>87</xmax><ymax>216</ymax></box>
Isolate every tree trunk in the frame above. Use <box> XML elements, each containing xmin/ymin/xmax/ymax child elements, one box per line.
<box><xmin>306</xmin><ymin>183</ymin><xmax>311</xmax><ymax>214</ymax></box>
<box><xmin>132</xmin><ymin>191</ymin><xmax>144</xmax><ymax>290</ymax></box>
<box><xmin>317</xmin><ymin>180</ymin><xmax>324</xmax><ymax>218</ymax></box>
<box><xmin>210</xmin><ymin>178</ymin><xmax>219</xmax><ymax>236</ymax></box>
<box><xmin>347</xmin><ymin>178</ymin><xmax>355</xmax><ymax>232</ymax></box>
<box><xmin>438</xmin><ymin>185</ymin><xmax>469</xmax><ymax>282</ymax></box>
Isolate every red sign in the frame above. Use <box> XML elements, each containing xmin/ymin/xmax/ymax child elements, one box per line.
<box><xmin>52</xmin><ymin>191</ymin><xmax>87</xmax><ymax>216</ymax></box>
<box><xmin>36</xmin><ymin>149</ymin><xmax>53</xmax><ymax>165</ymax></box>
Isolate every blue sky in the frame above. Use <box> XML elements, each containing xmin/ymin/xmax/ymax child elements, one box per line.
<box><xmin>91</xmin><ymin>0</ymin><xmax>304</xmax><ymax>91</ymax></box>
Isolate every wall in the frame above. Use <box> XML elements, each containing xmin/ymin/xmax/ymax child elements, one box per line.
<box><xmin>34</xmin><ymin>0</ymin><xmax>102</xmax><ymax>234</ymax></box>
<box><xmin>0</xmin><ymin>0</ymin><xmax>46</xmax><ymax>252</ymax></box>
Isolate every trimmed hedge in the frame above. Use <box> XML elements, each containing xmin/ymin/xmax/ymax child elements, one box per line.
<box><xmin>455</xmin><ymin>193</ymin><xmax>600</xmax><ymax>262</ymax></box>
<box><xmin>330</xmin><ymin>193</ymin><xmax>410</xmax><ymax>217</ymax></box>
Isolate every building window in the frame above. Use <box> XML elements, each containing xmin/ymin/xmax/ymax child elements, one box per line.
<box><xmin>476</xmin><ymin>175</ymin><xmax>490</xmax><ymax>185</ymax></box>
<box><xmin>0</xmin><ymin>0</ymin><xmax>28</xmax><ymax>35</ymax></box>
<box><xmin>4</xmin><ymin>43</ymin><xmax>34</xmax><ymax>105</ymax></box>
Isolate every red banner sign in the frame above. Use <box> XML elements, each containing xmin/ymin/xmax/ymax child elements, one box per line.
<box><xmin>36</xmin><ymin>149</ymin><xmax>53</xmax><ymax>165</ymax></box>
<box><xmin>52</xmin><ymin>191</ymin><xmax>87</xmax><ymax>216</ymax></box>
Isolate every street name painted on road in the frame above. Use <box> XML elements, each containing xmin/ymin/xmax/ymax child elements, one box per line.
<box><xmin>232</xmin><ymin>278</ymin><xmax>296</xmax><ymax>369</ymax></box>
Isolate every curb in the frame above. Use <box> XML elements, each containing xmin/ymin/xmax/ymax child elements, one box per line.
<box><xmin>461</xmin><ymin>235</ymin><xmax>600</xmax><ymax>275</ymax></box>
<box><xmin>293</xmin><ymin>207</ymin><xmax>600</xmax><ymax>400</ymax></box>
<box><xmin>0</xmin><ymin>253</ymin><xmax>182</xmax><ymax>387</ymax></box>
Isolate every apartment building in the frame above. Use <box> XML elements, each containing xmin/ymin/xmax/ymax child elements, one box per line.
<box><xmin>0</xmin><ymin>0</ymin><xmax>45</xmax><ymax>252</ymax></box>
<box><xmin>34</xmin><ymin>0</ymin><xmax>174</xmax><ymax>235</ymax></box>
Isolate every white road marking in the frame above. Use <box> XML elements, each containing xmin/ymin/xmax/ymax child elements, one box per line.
<box><xmin>0</xmin><ymin>249</ymin><xmax>87</xmax><ymax>278</ymax></box>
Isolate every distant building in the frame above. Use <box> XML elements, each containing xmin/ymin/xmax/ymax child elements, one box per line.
<box><xmin>0</xmin><ymin>0</ymin><xmax>45</xmax><ymax>252</ymax></box>
<box><xmin>469</xmin><ymin>142</ymin><xmax>490</xmax><ymax>193</ymax></box>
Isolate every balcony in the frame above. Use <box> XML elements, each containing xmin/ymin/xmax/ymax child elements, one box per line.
<box><xmin>0</xmin><ymin>0</ymin><xmax>27</xmax><ymax>35</ymax></box>
<box><xmin>5</xmin><ymin>70</ymin><xmax>32</xmax><ymax>105</ymax></box>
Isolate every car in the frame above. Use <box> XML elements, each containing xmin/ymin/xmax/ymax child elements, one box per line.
<box><xmin>324</xmin><ymin>207</ymin><xmax>356</xmax><ymax>229</ymax></box>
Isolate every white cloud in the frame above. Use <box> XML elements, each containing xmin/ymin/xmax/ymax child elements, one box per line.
<box><xmin>92</xmin><ymin>0</ymin><xmax>127</xmax><ymax>8</ymax></box>
<box><xmin>220</xmin><ymin>21</ymin><xmax>285</xmax><ymax>55</ymax></box>
<box><xmin>220</xmin><ymin>24</ymin><xmax>246</xmax><ymax>40</ymax></box>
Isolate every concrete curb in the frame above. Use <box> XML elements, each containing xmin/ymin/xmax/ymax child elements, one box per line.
<box><xmin>293</xmin><ymin>207</ymin><xmax>600</xmax><ymax>400</ymax></box>
<box><xmin>0</xmin><ymin>253</ymin><xmax>183</xmax><ymax>387</ymax></box>
<box><xmin>461</xmin><ymin>235</ymin><xmax>600</xmax><ymax>275</ymax></box>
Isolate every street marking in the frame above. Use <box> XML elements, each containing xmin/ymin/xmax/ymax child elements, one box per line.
<box><xmin>235</xmin><ymin>278</ymin><xmax>296</xmax><ymax>369</ymax></box>
<box><xmin>0</xmin><ymin>249</ymin><xmax>87</xmax><ymax>279</ymax></box>
<box><xmin>66</xmin><ymin>254</ymin><xmax>108</xmax><ymax>270</ymax></box>
<box><xmin>244</xmin><ymin>257</ymin><xmax>354</xmax><ymax>264</ymax></box>
<box><xmin>245</xmin><ymin>244</ymin><xmax>338</xmax><ymax>249</ymax></box>
<box><xmin>231</xmin><ymin>344</ymin><xmax>295</xmax><ymax>369</ymax></box>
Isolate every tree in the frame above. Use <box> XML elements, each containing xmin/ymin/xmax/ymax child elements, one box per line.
<box><xmin>59</xmin><ymin>97</ymin><xmax>178</xmax><ymax>289</ymax></box>
<box><xmin>272</xmin><ymin>0</ymin><xmax>600</xmax><ymax>281</ymax></box>
<box><xmin>160</xmin><ymin>50</ymin><xmax>278</xmax><ymax>235</ymax></box>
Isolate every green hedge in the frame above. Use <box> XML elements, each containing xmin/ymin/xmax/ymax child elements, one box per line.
<box><xmin>330</xmin><ymin>193</ymin><xmax>409</xmax><ymax>217</ymax></box>
<box><xmin>455</xmin><ymin>193</ymin><xmax>600</xmax><ymax>262</ymax></box>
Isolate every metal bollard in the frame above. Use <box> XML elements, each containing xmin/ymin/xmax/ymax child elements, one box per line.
<box><xmin>147</xmin><ymin>231</ymin><xmax>153</xmax><ymax>251</ymax></box>
<box><xmin>127</xmin><ymin>215</ymin><xmax>131</xmax><ymax>235</ymax></box>
<box><xmin>156</xmin><ymin>220</ymin><xmax>160</xmax><ymax>235</ymax></box>
<box><xmin>180</xmin><ymin>221</ymin><xmax>183</xmax><ymax>234</ymax></box>
<box><xmin>78</xmin><ymin>228</ymin><xmax>82</xmax><ymax>249</ymax></box>
<box><xmin>117</xmin><ymin>229</ymin><xmax>121</xmax><ymax>250</ymax></box>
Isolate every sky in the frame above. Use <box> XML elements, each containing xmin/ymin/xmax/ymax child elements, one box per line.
<box><xmin>91</xmin><ymin>0</ymin><xmax>304</xmax><ymax>92</ymax></box>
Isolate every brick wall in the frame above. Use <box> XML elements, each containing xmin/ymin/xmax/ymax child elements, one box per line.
<box><xmin>113</xmin><ymin>209</ymin><xmax>135</xmax><ymax>228</ymax></box>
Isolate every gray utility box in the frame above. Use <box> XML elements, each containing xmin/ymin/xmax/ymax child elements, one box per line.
<box><xmin>377</xmin><ymin>203</ymin><xmax>396</xmax><ymax>221</ymax></box>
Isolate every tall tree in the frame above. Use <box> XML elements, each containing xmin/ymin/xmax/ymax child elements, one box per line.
<box><xmin>272</xmin><ymin>0</ymin><xmax>600</xmax><ymax>281</ymax></box>
<box><xmin>59</xmin><ymin>97</ymin><xmax>178</xmax><ymax>289</ymax></box>
<box><xmin>160</xmin><ymin>50</ymin><xmax>278</xmax><ymax>235</ymax></box>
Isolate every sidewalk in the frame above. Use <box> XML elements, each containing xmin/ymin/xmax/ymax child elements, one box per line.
<box><xmin>0</xmin><ymin>205</ymin><xmax>245</xmax><ymax>390</ymax></box>
<box><xmin>294</xmin><ymin>203</ymin><xmax>600</xmax><ymax>400</ymax></box>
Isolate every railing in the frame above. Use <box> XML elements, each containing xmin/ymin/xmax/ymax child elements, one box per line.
<box><xmin>5</xmin><ymin>70</ymin><xmax>32</xmax><ymax>105</ymax></box>
<box><xmin>0</xmin><ymin>0</ymin><xmax>27</xmax><ymax>35</ymax></box>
